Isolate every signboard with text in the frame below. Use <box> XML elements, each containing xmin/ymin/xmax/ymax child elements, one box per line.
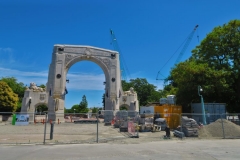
<box><xmin>15</xmin><ymin>114</ymin><xmax>29</xmax><ymax>126</ymax></box>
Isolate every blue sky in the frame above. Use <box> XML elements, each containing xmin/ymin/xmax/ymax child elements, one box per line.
<box><xmin>0</xmin><ymin>0</ymin><xmax>239</xmax><ymax>109</ymax></box>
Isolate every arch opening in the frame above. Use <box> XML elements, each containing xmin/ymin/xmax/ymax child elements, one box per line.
<box><xmin>65</xmin><ymin>60</ymin><xmax>105</xmax><ymax>110</ymax></box>
<box><xmin>34</xmin><ymin>103</ymin><xmax>48</xmax><ymax>115</ymax></box>
<box><xmin>120</xmin><ymin>104</ymin><xmax>129</xmax><ymax>110</ymax></box>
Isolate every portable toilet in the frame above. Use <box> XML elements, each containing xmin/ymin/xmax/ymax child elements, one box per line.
<box><xmin>160</xmin><ymin>98</ymin><xmax>167</xmax><ymax>105</ymax></box>
<box><xmin>167</xmin><ymin>95</ymin><xmax>176</xmax><ymax>105</ymax></box>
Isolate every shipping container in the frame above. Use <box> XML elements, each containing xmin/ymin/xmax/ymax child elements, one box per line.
<box><xmin>140</xmin><ymin>104</ymin><xmax>182</xmax><ymax>129</ymax></box>
<box><xmin>154</xmin><ymin>105</ymin><xmax>182</xmax><ymax>129</ymax></box>
<box><xmin>191</xmin><ymin>103</ymin><xmax>226</xmax><ymax>124</ymax></box>
<box><xmin>140</xmin><ymin>105</ymin><xmax>182</xmax><ymax>129</ymax></box>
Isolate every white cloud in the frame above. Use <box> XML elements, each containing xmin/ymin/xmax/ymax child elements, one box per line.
<box><xmin>0</xmin><ymin>47</ymin><xmax>13</xmax><ymax>53</ymax></box>
<box><xmin>0</xmin><ymin>47</ymin><xmax>16</xmax><ymax>65</ymax></box>
<box><xmin>0</xmin><ymin>67</ymin><xmax>105</xmax><ymax>90</ymax></box>
<box><xmin>0</xmin><ymin>67</ymin><xmax>48</xmax><ymax>86</ymax></box>
<box><xmin>0</xmin><ymin>67</ymin><xmax>161</xmax><ymax>91</ymax></box>
<box><xmin>66</xmin><ymin>72</ymin><xmax>105</xmax><ymax>90</ymax></box>
<box><xmin>0</xmin><ymin>67</ymin><xmax>48</xmax><ymax>77</ymax></box>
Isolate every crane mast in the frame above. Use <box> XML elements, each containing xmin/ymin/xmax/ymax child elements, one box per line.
<box><xmin>156</xmin><ymin>25</ymin><xmax>199</xmax><ymax>81</ymax></box>
<box><xmin>174</xmin><ymin>25</ymin><xmax>198</xmax><ymax>64</ymax></box>
<box><xmin>110</xmin><ymin>29</ymin><xmax>127</xmax><ymax>81</ymax></box>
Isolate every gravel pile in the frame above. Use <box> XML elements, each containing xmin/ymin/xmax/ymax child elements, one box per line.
<box><xmin>198</xmin><ymin>119</ymin><xmax>240</xmax><ymax>138</ymax></box>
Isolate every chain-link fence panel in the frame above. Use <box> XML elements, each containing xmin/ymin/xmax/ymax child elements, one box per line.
<box><xmin>116</xmin><ymin>111</ymin><xmax>128</xmax><ymax>132</ymax></box>
<box><xmin>42</xmin><ymin>113</ymin><xmax>99</xmax><ymax>144</ymax></box>
<box><xmin>98</xmin><ymin>110</ymin><xmax>128</xmax><ymax>142</ymax></box>
<box><xmin>226</xmin><ymin>113</ymin><xmax>240</xmax><ymax>126</ymax></box>
<box><xmin>175</xmin><ymin>113</ymin><xmax>240</xmax><ymax>140</ymax></box>
<box><xmin>222</xmin><ymin>113</ymin><xmax>240</xmax><ymax>139</ymax></box>
<box><xmin>0</xmin><ymin>112</ymin><xmax>47</xmax><ymax>144</ymax></box>
<box><xmin>127</xmin><ymin>111</ymin><xmax>139</xmax><ymax>138</ymax></box>
<box><xmin>102</xmin><ymin>110</ymin><xmax>114</xmax><ymax>125</ymax></box>
<box><xmin>0</xmin><ymin>111</ymin><xmax>128</xmax><ymax>144</ymax></box>
<box><xmin>2</xmin><ymin>111</ymin><xmax>239</xmax><ymax>144</ymax></box>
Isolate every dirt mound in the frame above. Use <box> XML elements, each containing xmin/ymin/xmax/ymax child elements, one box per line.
<box><xmin>198</xmin><ymin>119</ymin><xmax>240</xmax><ymax>138</ymax></box>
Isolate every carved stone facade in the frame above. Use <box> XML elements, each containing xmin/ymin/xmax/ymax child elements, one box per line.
<box><xmin>21</xmin><ymin>45</ymin><xmax>139</xmax><ymax>122</ymax></box>
<box><xmin>50</xmin><ymin>45</ymin><xmax>124</xmax><ymax>121</ymax></box>
<box><xmin>21</xmin><ymin>83</ymin><xmax>48</xmax><ymax>122</ymax></box>
<box><xmin>119</xmin><ymin>87</ymin><xmax>139</xmax><ymax>111</ymax></box>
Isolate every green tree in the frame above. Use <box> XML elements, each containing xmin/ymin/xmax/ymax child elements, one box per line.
<box><xmin>0</xmin><ymin>81</ymin><xmax>19</xmax><ymax>112</ymax></box>
<box><xmin>64</xmin><ymin>107</ymin><xmax>69</xmax><ymax>113</ymax></box>
<box><xmin>121</xmin><ymin>80</ymin><xmax>132</xmax><ymax>91</ymax></box>
<box><xmin>1</xmin><ymin>77</ymin><xmax>26</xmax><ymax>111</ymax></box>
<box><xmin>39</xmin><ymin>84</ymin><xmax>46</xmax><ymax>88</ymax></box>
<box><xmin>0</xmin><ymin>77</ymin><xmax>25</xmax><ymax>100</ymax></box>
<box><xmin>120</xmin><ymin>105</ymin><xmax>128</xmax><ymax>110</ymax></box>
<box><xmin>35</xmin><ymin>104</ymin><xmax>48</xmax><ymax>114</ymax></box>
<box><xmin>72</xmin><ymin>104</ymin><xmax>80</xmax><ymax>113</ymax></box>
<box><xmin>170</xmin><ymin>60</ymin><xmax>230</xmax><ymax>112</ymax></box>
<box><xmin>91</xmin><ymin>107</ymin><xmax>98</xmax><ymax>113</ymax></box>
<box><xmin>191</xmin><ymin>19</ymin><xmax>240</xmax><ymax>112</ymax></box>
<box><xmin>122</xmin><ymin>78</ymin><xmax>159</xmax><ymax>106</ymax></box>
<box><xmin>65</xmin><ymin>104</ymin><xmax>84</xmax><ymax>114</ymax></box>
<box><xmin>79</xmin><ymin>95</ymin><xmax>88</xmax><ymax>113</ymax></box>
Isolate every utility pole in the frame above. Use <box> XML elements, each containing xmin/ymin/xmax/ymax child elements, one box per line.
<box><xmin>198</xmin><ymin>85</ymin><xmax>206</xmax><ymax>125</ymax></box>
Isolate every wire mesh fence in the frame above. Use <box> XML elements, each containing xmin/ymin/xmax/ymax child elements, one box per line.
<box><xmin>0</xmin><ymin>112</ymin><xmax>240</xmax><ymax>144</ymax></box>
<box><xmin>0</xmin><ymin>112</ymin><xmax>128</xmax><ymax>144</ymax></box>
<box><xmin>175</xmin><ymin>113</ymin><xmax>240</xmax><ymax>139</ymax></box>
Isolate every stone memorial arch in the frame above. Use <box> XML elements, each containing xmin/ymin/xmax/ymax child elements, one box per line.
<box><xmin>21</xmin><ymin>44</ymin><xmax>139</xmax><ymax>122</ymax></box>
<box><xmin>47</xmin><ymin>45</ymin><xmax>124</xmax><ymax>121</ymax></box>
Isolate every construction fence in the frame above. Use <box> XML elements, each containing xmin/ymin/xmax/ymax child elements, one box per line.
<box><xmin>0</xmin><ymin>112</ymin><xmax>240</xmax><ymax>144</ymax></box>
<box><xmin>178</xmin><ymin>113</ymin><xmax>240</xmax><ymax>139</ymax></box>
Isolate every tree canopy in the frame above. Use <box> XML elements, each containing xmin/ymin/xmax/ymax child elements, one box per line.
<box><xmin>167</xmin><ymin>19</ymin><xmax>240</xmax><ymax>112</ymax></box>
<box><xmin>91</xmin><ymin>107</ymin><xmax>98</xmax><ymax>113</ymax></box>
<box><xmin>64</xmin><ymin>95</ymin><xmax>89</xmax><ymax>113</ymax></box>
<box><xmin>79</xmin><ymin>95</ymin><xmax>89</xmax><ymax>113</ymax></box>
<box><xmin>0</xmin><ymin>81</ymin><xmax>19</xmax><ymax>112</ymax></box>
<box><xmin>0</xmin><ymin>77</ymin><xmax>25</xmax><ymax>99</ymax></box>
<box><xmin>191</xmin><ymin>19</ymin><xmax>240</xmax><ymax>112</ymax></box>
<box><xmin>122</xmin><ymin>78</ymin><xmax>162</xmax><ymax>106</ymax></box>
<box><xmin>170</xmin><ymin>60</ymin><xmax>231</xmax><ymax>112</ymax></box>
<box><xmin>0</xmin><ymin>77</ymin><xmax>26</xmax><ymax>112</ymax></box>
<box><xmin>35</xmin><ymin>104</ymin><xmax>48</xmax><ymax>114</ymax></box>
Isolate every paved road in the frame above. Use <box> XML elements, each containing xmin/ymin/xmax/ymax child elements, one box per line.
<box><xmin>1</xmin><ymin>139</ymin><xmax>239</xmax><ymax>160</ymax></box>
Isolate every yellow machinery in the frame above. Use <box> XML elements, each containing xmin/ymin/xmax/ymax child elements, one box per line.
<box><xmin>154</xmin><ymin>105</ymin><xmax>182</xmax><ymax>129</ymax></box>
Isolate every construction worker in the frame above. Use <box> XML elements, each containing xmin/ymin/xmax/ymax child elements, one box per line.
<box><xmin>165</xmin><ymin>125</ymin><xmax>170</xmax><ymax>138</ymax></box>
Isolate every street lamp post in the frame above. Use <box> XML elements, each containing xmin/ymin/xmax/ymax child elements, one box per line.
<box><xmin>198</xmin><ymin>86</ymin><xmax>206</xmax><ymax>125</ymax></box>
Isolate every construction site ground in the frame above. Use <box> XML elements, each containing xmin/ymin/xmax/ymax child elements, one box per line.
<box><xmin>1</xmin><ymin>119</ymin><xmax>239</xmax><ymax>145</ymax></box>
<box><xmin>0</xmin><ymin>121</ymin><xmax>181</xmax><ymax>144</ymax></box>
<box><xmin>1</xmin><ymin>120</ymin><xmax>240</xmax><ymax>159</ymax></box>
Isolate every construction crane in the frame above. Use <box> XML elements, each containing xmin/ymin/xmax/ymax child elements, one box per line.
<box><xmin>110</xmin><ymin>29</ymin><xmax>129</xmax><ymax>81</ymax></box>
<box><xmin>156</xmin><ymin>25</ymin><xmax>199</xmax><ymax>81</ymax></box>
<box><xmin>174</xmin><ymin>25</ymin><xmax>198</xmax><ymax>64</ymax></box>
